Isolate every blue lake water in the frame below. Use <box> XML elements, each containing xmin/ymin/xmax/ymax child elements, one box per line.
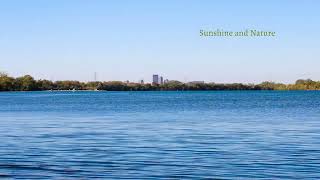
<box><xmin>0</xmin><ymin>91</ymin><xmax>320</xmax><ymax>179</ymax></box>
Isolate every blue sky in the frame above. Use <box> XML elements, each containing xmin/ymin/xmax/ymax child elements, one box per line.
<box><xmin>0</xmin><ymin>0</ymin><xmax>319</xmax><ymax>83</ymax></box>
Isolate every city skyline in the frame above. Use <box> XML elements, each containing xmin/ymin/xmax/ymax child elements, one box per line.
<box><xmin>0</xmin><ymin>0</ymin><xmax>319</xmax><ymax>83</ymax></box>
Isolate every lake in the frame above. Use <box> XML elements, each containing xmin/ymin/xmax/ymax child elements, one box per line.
<box><xmin>0</xmin><ymin>91</ymin><xmax>320</xmax><ymax>179</ymax></box>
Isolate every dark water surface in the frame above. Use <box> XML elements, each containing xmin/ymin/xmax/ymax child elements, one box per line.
<box><xmin>0</xmin><ymin>91</ymin><xmax>320</xmax><ymax>179</ymax></box>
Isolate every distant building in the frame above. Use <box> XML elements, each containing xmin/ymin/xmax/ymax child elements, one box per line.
<box><xmin>153</xmin><ymin>74</ymin><xmax>167</xmax><ymax>85</ymax></box>
<box><xmin>140</xmin><ymin>79</ymin><xmax>144</xmax><ymax>84</ymax></box>
<box><xmin>153</xmin><ymin>74</ymin><xmax>159</xmax><ymax>84</ymax></box>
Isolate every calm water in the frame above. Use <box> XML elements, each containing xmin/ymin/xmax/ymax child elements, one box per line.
<box><xmin>0</xmin><ymin>91</ymin><xmax>320</xmax><ymax>179</ymax></box>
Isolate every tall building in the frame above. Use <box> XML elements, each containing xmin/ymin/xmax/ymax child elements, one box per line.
<box><xmin>152</xmin><ymin>74</ymin><xmax>159</xmax><ymax>84</ymax></box>
<box><xmin>153</xmin><ymin>75</ymin><xmax>159</xmax><ymax>84</ymax></box>
<box><xmin>160</xmin><ymin>76</ymin><xmax>164</xmax><ymax>85</ymax></box>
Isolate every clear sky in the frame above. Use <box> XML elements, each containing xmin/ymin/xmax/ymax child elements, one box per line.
<box><xmin>0</xmin><ymin>0</ymin><xmax>319</xmax><ymax>83</ymax></box>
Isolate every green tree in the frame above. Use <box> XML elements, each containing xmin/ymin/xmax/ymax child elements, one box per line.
<box><xmin>37</xmin><ymin>80</ymin><xmax>54</xmax><ymax>90</ymax></box>
<box><xmin>0</xmin><ymin>72</ymin><xmax>15</xmax><ymax>91</ymax></box>
<box><xmin>15</xmin><ymin>75</ymin><xmax>37</xmax><ymax>91</ymax></box>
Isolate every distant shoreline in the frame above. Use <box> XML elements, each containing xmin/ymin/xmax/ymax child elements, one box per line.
<box><xmin>1</xmin><ymin>90</ymin><xmax>319</xmax><ymax>93</ymax></box>
<box><xmin>1</xmin><ymin>73</ymin><xmax>320</xmax><ymax>91</ymax></box>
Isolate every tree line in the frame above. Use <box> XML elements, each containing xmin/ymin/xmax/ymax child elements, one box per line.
<box><xmin>1</xmin><ymin>73</ymin><xmax>320</xmax><ymax>91</ymax></box>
